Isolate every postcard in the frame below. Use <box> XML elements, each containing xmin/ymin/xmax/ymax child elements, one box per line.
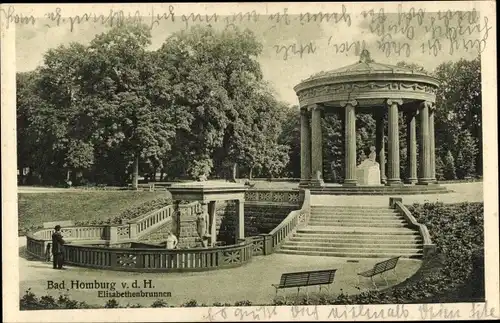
<box><xmin>2</xmin><ymin>2</ymin><xmax>498</xmax><ymax>322</ymax></box>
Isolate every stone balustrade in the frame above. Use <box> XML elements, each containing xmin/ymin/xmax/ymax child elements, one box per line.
<box><xmin>25</xmin><ymin>189</ymin><xmax>309</xmax><ymax>272</ymax></box>
<box><xmin>244</xmin><ymin>189</ymin><xmax>303</xmax><ymax>206</ymax></box>
<box><xmin>390</xmin><ymin>197</ymin><xmax>437</xmax><ymax>259</ymax></box>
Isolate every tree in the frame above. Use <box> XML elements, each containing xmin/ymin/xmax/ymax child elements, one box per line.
<box><xmin>322</xmin><ymin>113</ymin><xmax>345</xmax><ymax>182</ymax></box>
<box><xmin>443</xmin><ymin>150</ymin><xmax>457</xmax><ymax>180</ymax></box>
<box><xmin>396</xmin><ymin>61</ymin><xmax>428</xmax><ymax>73</ymax></box>
<box><xmin>279</xmin><ymin>106</ymin><xmax>301</xmax><ymax>178</ymax></box>
<box><xmin>19</xmin><ymin>43</ymin><xmax>89</xmax><ymax>185</ymax></box>
<box><xmin>16</xmin><ymin>70</ymin><xmax>45</xmax><ymax>184</ymax></box>
<box><xmin>78</xmin><ymin>23</ymin><xmax>176</xmax><ymax>188</ymax></box>
<box><xmin>455</xmin><ymin>130</ymin><xmax>478</xmax><ymax>179</ymax></box>
<box><xmin>155</xmin><ymin>25</ymin><xmax>288</xmax><ymax>180</ymax></box>
<box><xmin>434</xmin><ymin>56</ymin><xmax>482</xmax><ymax>177</ymax></box>
<box><xmin>435</xmin><ymin>155</ymin><xmax>445</xmax><ymax>181</ymax></box>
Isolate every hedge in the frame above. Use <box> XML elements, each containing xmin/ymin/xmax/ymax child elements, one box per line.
<box><xmin>19</xmin><ymin>289</ymin><xmax>251</xmax><ymax>310</ymax></box>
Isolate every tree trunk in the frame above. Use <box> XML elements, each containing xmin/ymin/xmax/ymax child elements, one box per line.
<box><xmin>249</xmin><ymin>166</ymin><xmax>253</xmax><ymax>180</ymax></box>
<box><xmin>160</xmin><ymin>170</ymin><xmax>164</xmax><ymax>181</ymax></box>
<box><xmin>132</xmin><ymin>154</ymin><xmax>139</xmax><ymax>190</ymax></box>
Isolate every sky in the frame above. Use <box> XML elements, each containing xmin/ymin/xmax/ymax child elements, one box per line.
<box><xmin>14</xmin><ymin>5</ymin><xmax>487</xmax><ymax>105</ymax></box>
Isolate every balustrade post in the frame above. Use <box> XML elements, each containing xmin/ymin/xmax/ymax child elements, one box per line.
<box><xmin>129</xmin><ymin>223</ymin><xmax>138</xmax><ymax>239</ymax></box>
<box><xmin>261</xmin><ymin>234</ymin><xmax>273</xmax><ymax>255</ymax></box>
<box><xmin>208</xmin><ymin>201</ymin><xmax>217</xmax><ymax>247</ymax></box>
<box><xmin>109</xmin><ymin>226</ymin><xmax>118</xmax><ymax>244</ymax></box>
<box><xmin>235</xmin><ymin>199</ymin><xmax>245</xmax><ymax>243</ymax></box>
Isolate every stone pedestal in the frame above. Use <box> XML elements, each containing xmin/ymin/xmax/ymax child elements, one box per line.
<box><xmin>169</xmin><ymin>181</ymin><xmax>247</xmax><ymax>248</ymax></box>
<box><xmin>356</xmin><ymin>160</ymin><xmax>381</xmax><ymax>185</ymax></box>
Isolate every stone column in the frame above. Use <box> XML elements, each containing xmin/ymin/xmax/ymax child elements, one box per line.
<box><xmin>235</xmin><ymin>199</ymin><xmax>245</xmax><ymax>242</ymax></box>
<box><xmin>429</xmin><ymin>105</ymin><xmax>437</xmax><ymax>182</ymax></box>
<box><xmin>386</xmin><ymin>99</ymin><xmax>403</xmax><ymax>185</ymax></box>
<box><xmin>375</xmin><ymin>110</ymin><xmax>386</xmax><ymax>184</ymax></box>
<box><xmin>341</xmin><ymin>100</ymin><xmax>358</xmax><ymax>186</ymax></box>
<box><xmin>405</xmin><ymin>109</ymin><xmax>418</xmax><ymax>184</ymax></box>
<box><xmin>310</xmin><ymin>104</ymin><xmax>325</xmax><ymax>187</ymax></box>
<box><xmin>208</xmin><ymin>201</ymin><xmax>217</xmax><ymax>247</ymax></box>
<box><xmin>299</xmin><ymin>108</ymin><xmax>311</xmax><ymax>187</ymax></box>
<box><xmin>418</xmin><ymin>101</ymin><xmax>433</xmax><ymax>184</ymax></box>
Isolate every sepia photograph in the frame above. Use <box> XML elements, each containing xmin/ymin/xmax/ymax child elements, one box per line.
<box><xmin>2</xmin><ymin>2</ymin><xmax>498</xmax><ymax>322</ymax></box>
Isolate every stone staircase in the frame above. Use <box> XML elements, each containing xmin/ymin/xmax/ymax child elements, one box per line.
<box><xmin>278</xmin><ymin>205</ymin><xmax>423</xmax><ymax>258</ymax></box>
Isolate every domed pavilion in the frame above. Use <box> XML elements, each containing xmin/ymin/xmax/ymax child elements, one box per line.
<box><xmin>294</xmin><ymin>50</ymin><xmax>441</xmax><ymax>190</ymax></box>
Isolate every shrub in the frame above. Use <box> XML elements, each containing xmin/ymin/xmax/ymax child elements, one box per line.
<box><xmin>181</xmin><ymin>299</ymin><xmax>199</xmax><ymax>307</ymax></box>
<box><xmin>104</xmin><ymin>299</ymin><xmax>120</xmax><ymax>308</ymax></box>
<box><xmin>443</xmin><ymin>150</ymin><xmax>457</xmax><ymax>180</ymax></box>
<box><xmin>151</xmin><ymin>299</ymin><xmax>169</xmax><ymax>308</ymax></box>
<box><xmin>435</xmin><ymin>156</ymin><xmax>445</xmax><ymax>180</ymax></box>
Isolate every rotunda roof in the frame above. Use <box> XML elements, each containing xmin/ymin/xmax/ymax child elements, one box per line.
<box><xmin>294</xmin><ymin>50</ymin><xmax>439</xmax><ymax>93</ymax></box>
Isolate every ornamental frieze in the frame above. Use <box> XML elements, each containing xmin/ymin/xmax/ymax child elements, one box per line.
<box><xmin>298</xmin><ymin>81</ymin><xmax>438</xmax><ymax>103</ymax></box>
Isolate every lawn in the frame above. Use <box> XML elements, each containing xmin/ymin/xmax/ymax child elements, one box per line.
<box><xmin>18</xmin><ymin>191</ymin><xmax>169</xmax><ymax>235</ymax></box>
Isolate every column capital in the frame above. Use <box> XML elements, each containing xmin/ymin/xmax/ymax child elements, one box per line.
<box><xmin>300</xmin><ymin>107</ymin><xmax>310</xmax><ymax>116</ymax></box>
<box><xmin>340</xmin><ymin>99</ymin><xmax>358</xmax><ymax>107</ymax></box>
<box><xmin>420</xmin><ymin>100</ymin><xmax>434</xmax><ymax>109</ymax></box>
<box><xmin>309</xmin><ymin>103</ymin><xmax>324</xmax><ymax>112</ymax></box>
<box><xmin>386</xmin><ymin>98</ymin><xmax>403</xmax><ymax>106</ymax></box>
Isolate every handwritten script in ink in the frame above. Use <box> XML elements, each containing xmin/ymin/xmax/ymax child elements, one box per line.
<box><xmin>0</xmin><ymin>4</ymin><xmax>493</xmax><ymax>60</ymax></box>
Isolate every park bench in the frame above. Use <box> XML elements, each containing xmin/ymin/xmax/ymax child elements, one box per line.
<box><xmin>357</xmin><ymin>256</ymin><xmax>400</xmax><ymax>288</ymax></box>
<box><xmin>272</xmin><ymin>269</ymin><xmax>337</xmax><ymax>296</ymax></box>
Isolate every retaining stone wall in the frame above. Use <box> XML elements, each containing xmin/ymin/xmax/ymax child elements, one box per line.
<box><xmin>140</xmin><ymin>203</ymin><xmax>296</xmax><ymax>247</ymax></box>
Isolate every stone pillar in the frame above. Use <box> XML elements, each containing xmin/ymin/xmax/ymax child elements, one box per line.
<box><xmin>208</xmin><ymin>201</ymin><xmax>217</xmax><ymax>247</ymax></box>
<box><xmin>405</xmin><ymin>109</ymin><xmax>418</xmax><ymax>184</ymax></box>
<box><xmin>375</xmin><ymin>110</ymin><xmax>386</xmax><ymax>184</ymax></box>
<box><xmin>418</xmin><ymin>101</ymin><xmax>433</xmax><ymax>184</ymax></box>
<box><xmin>176</xmin><ymin>202</ymin><xmax>198</xmax><ymax>248</ymax></box>
<box><xmin>386</xmin><ymin>99</ymin><xmax>403</xmax><ymax>185</ymax></box>
<box><xmin>341</xmin><ymin>100</ymin><xmax>358</xmax><ymax>186</ymax></box>
<box><xmin>429</xmin><ymin>105</ymin><xmax>437</xmax><ymax>182</ymax></box>
<box><xmin>310</xmin><ymin>104</ymin><xmax>325</xmax><ymax>187</ymax></box>
<box><xmin>299</xmin><ymin>108</ymin><xmax>311</xmax><ymax>187</ymax></box>
<box><xmin>235</xmin><ymin>199</ymin><xmax>245</xmax><ymax>242</ymax></box>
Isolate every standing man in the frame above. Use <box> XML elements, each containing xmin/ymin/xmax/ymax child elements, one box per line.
<box><xmin>52</xmin><ymin>225</ymin><xmax>66</xmax><ymax>269</ymax></box>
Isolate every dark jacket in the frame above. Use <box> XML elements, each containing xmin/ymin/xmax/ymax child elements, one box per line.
<box><xmin>51</xmin><ymin>231</ymin><xmax>66</xmax><ymax>254</ymax></box>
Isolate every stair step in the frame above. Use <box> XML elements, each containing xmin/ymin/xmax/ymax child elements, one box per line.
<box><xmin>283</xmin><ymin>241</ymin><xmax>422</xmax><ymax>248</ymax></box>
<box><xmin>312</xmin><ymin>206</ymin><xmax>392</xmax><ymax>210</ymax></box>
<box><xmin>311</xmin><ymin>210</ymin><xmax>400</xmax><ymax>216</ymax></box>
<box><xmin>297</xmin><ymin>227</ymin><xmax>419</xmax><ymax>235</ymax></box>
<box><xmin>307</xmin><ymin>221</ymin><xmax>408</xmax><ymax>228</ymax></box>
<box><xmin>310</xmin><ymin>215</ymin><xmax>405</xmax><ymax>221</ymax></box>
<box><xmin>279</xmin><ymin>245</ymin><xmax>423</xmax><ymax>254</ymax></box>
<box><xmin>289</xmin><ymin>236</ymin><xmax>422</xmax><ymax>244</ymax></box>
<box><xmin>309</xmin><ymin>217</ymin><xmax>406</xmax><ymax>222</ymax></box>
<box><xmin>277</xmin><ymin>249</ymin><xmax>422</xmax><ymax>259</ymax></box>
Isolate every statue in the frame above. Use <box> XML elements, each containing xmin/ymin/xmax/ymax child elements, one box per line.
<box><xmin>356</xmin><ymin>146</ymin><xmax>380</xmax><ymax>185</ymax></box>
<box><xmin>359</xmin><ymin>49</ymin><xmax>374</xmax><ymax>63</ymax></box>
<box><xmin>368</xmin><ymin>146</ymin><xmax>377</xmax><ymax>163</ymax></box>
<box><xmin>196</xmin><ymin>211</ymin><xmax>210</xmax><ymax>248</ymax></box>
<box><xmin>198</xmin><ymin>174</ymin><xmax>208</xmax><ymax>182</ymax></box>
